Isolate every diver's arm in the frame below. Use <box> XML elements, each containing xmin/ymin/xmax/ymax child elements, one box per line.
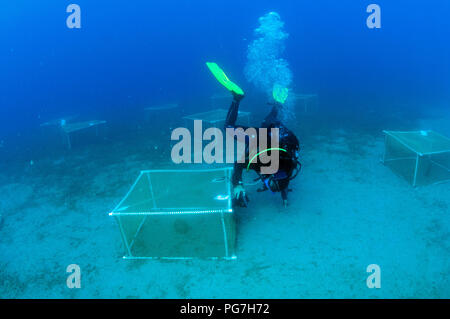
<box><xmin>280</xmin><ymin>175</ymin><xmax>289</xmax><ymax>208</ymax></box>
<box><xmin>232</xmin><ymin>162</ymin><xmax>245</xmax><ymax>186</ymax></box>
<box><xmin>231</xmin><ymin>162</ymin><xmax>249</xmax><ymax>207</ymax></box>
<box><xmin>281</xmin><ymin>189</ymin><xmax>288</xmax><ymax>208</ymax></box>
<box><xmin>281</xmin><ymin>189</ymin><xmax>288</xmax><ymax>201</ymax></box>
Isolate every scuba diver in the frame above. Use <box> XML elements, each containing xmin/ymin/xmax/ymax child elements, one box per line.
<box><xmin>206</xmin><ymin>62</ymin><xmax>301</xmax><ymax>208</ymax></box>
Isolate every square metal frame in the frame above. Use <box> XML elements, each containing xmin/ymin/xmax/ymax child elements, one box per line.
<box><xmin>382</xmin><ymin>130</ymin><xmax>450</xmax><ymax>187</ymax></box>
<box><xmin>110</xmin><ymin>167</ymin><xmax>236</xmax><ymax>260</ymax></box>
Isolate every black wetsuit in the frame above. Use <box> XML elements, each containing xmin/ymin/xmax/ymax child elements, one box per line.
<box><xmin>224</xmin><ymin>96</ymin><xmax>300</xmax><ymax>202</ymax></box>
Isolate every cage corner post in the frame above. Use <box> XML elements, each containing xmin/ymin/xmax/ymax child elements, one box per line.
<box><xmin>382</xmin><ymin>132</ymin><xmax>388</xmax><ymax>164</ymax></box>
<box><xmin>61</xmin><ymin>129</ymin><xmax>72</xmax><ymax>150</ymax></box>
<box><xmin>116</xmin><ymin>214</ymin><xmax>133</xmax><ymax>258</ymax></box>
<box><xmin>412</xmin><ymin>153</ymin><xmax>420</xmax><ymax>187</ymax></box>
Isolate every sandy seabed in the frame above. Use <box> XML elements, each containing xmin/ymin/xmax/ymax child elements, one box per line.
<box><xmin>0</xmin><ymin>124</ymin><xmax>449</xmax><ymax>299</ymax></box>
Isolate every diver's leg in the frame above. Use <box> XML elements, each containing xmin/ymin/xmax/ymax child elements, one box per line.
<box><xmin>225</xmin><ymin>99</ymin><xmax>239</xmax><ymax>128</ymax></box>
<box><xmin>225</xmin><ymin>93</ymin><xmax>244</xmax><ymax>128</ymax></box>
<box><xmin>262</xmin><ymin>102</ymin><xmax>281</xmax><ymax>127</ymax></box>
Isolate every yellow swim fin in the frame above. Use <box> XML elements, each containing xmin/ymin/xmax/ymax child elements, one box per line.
<box><xmin>273</xmin><ymin>84</ymin><xmax>289</xmax><ymax>104</ymax></box>
<box><xmin>206</xmin><ymin>62</ymin><xmax>244</xmax><ymax>96</ymax></box>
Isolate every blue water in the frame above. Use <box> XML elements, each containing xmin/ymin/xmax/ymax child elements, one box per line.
<box><xmin>2</xmin><ymin>1</ymin><xmax>449</xmax><ymax>135</ymax></box>
<box><xmin>0</xmin><ymin>0</ymin><xmax>449</xmax><ymax>298</ymax></box>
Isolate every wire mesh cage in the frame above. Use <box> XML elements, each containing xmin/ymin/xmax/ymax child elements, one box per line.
<box><xmin>382</xmin><ymin>130</ymin><xmax>450</xmax><ymax>186</ymax></box>
<box><xmin>290</xmin><ymin>93</ymin><xmax>319</xmax><ymax>113</ymax></box>
<box><xmin>110</xmin><ymin>167</ymin><xmax>236</xmax><ymax>259</ymax></box>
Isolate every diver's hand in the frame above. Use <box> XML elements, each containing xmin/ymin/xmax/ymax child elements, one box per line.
<box><xmin>233</xmin><ymin>184</ymin><xmax>249</xmax><ymax>207</ymax></box>
<box><xmin>257</xmin><ymin>183</ymin><xmax>268</xmax><ymax>192</ymax></box>
<box><xmin>283</xmin><ymin>199</ymin><xmax>288</xmax><ymax>208</ymax></box>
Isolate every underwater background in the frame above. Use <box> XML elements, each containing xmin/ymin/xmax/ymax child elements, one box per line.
<box><xmin>0</xmin><ymin>0</ymin><xmax>449</xmax><ymax>298</ymax></box>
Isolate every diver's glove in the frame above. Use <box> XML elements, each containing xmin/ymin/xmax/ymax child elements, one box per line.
<box><xmin>232</xmin><ymin>91</ymin><xmax>245</xmax><ymax>102</ymax></box>
<box><xmin>233</xmin><ymin>184</ymin><xmax>249</xmax><ymax>207</ymax></box>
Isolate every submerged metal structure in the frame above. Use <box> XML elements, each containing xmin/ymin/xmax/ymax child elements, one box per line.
<box><xmin>110</xmin><ymin>167</ymin><xmax>236</xmax><ymax>260</ymax></box>
<box><xmin>40</xmin><ymin>117</ymin><xmax>106</xmax><ymax>150</ymax></box>
<box><xmin>382</xmin><ymin>130</ymin><xmax>450</xmax><ymax>186</ymax></box>
<box><xmin>183</xmin><ymin>108</ymin><xmax>251</xmax><ymax>127</ymax></box>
